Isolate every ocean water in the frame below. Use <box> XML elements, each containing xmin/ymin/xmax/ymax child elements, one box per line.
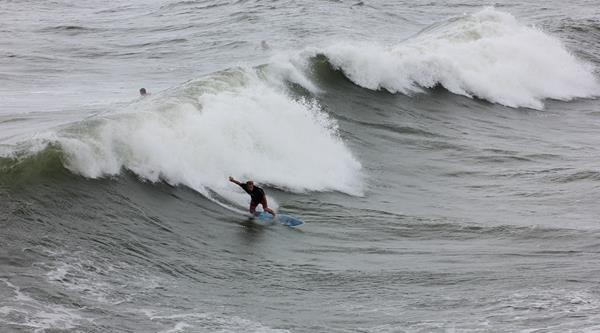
<box><xmin>2</xmin><ymin>0</ymin><xmax>600</xmax><ymax>332</ymax></box>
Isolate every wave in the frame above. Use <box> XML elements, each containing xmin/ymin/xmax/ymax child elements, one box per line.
<box><xmin>0</xmin><ymin>145</ymin><xmax>70</xmax><ymax>185</ymax></box>
<box><xmin>548</xmin><ymin>170</ymin><xmax>600</xmax><ymax>183</ymax></box>
<box><xmin>1</xmin><ymin>67</ymin><xmax>363</xmax><ymax>209</ymax></box>
<box><xmin>38</xmin><ymin>25</ymin><xmax>103</xmax><ymax>36</ymax></box>
<box><xmin>5</xmin><ymin>7</ymin><xmax>597</xmax><ymax>206</ymax></box>
<box><xmin>302</xmin><ymin>7</ymin><xmax>600</xmax><ymax>109</ymax></box>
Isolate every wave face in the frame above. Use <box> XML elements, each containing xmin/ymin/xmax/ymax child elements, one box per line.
<box><xmin>53</xmin><ymin>68</ymin><xmax>362</xmax><ymax>205</ymax></box>
<box><xmin>315</xmin><ymin>7</ymin><xmax>600</xmax><ymax>109</ymax></box>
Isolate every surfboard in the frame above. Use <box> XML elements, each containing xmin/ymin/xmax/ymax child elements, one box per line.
<box><xmin>253</xmin><ymin>211</ymin><xmax>304</xmax><ymax>227</ymax></box>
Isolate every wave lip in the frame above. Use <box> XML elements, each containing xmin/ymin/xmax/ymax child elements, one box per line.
<box><xmin>318</xmin><ymin>7</ymin><xmax>600</xmax><ymax>109</ymax></box>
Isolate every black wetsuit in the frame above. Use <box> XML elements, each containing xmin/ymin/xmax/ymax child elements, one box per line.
<box><xmin>239</xmin><ymin>183</ymin><xmax>265</xmax><ymax>204</ymax></box>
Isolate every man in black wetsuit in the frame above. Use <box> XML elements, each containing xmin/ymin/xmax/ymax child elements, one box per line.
<box><xmin>229</xmin><ymin>176</ymin><xmax>276</xmax><ymax>217</ymax></box>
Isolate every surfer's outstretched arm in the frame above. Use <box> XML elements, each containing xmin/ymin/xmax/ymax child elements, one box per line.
<box><xmin>229</xmin><ymin>176</ymin><xmax>241</xmax><ymax>185</ymax></box>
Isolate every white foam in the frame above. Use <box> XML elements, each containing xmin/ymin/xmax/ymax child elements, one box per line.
<box><xmin>0</xmin><ymin>279</ymin><xmax>90</xmax><ymax>332</ymax></box>
<box><xmin>57</xmin><ymin>68</ymin><xmax>363</xmax><ymax>209</ymax></box>
<box><xmin>143</xmin><ymin>309</ymin><xmax>291</xmax><ymax>333</ymax></box>
<box><xmin>159</xmin><ymin>322</ymin><xmax>192</xmax><ymax>333</ymax></box>
<box><xmin>318</xmin><ymin>7</ymin><xmax>600</xmax><ymax>109</ymax></box>
<box><xmin>41</xmin><ymin>254</ymin><xmax>158</xmax><ymax>306</ymax></box>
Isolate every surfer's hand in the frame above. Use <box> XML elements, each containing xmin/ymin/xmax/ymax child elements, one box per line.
<box><xmin>228</xmin><ymin>176</ymin><xmax>234</xmax><ymax>182</ymax></box>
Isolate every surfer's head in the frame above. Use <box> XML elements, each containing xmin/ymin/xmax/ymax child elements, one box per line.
<box><xmin>139</xmin><ymin>88</ymin><xmax>147</xmax><ymax>96</ymax></box>
<box><xmin>246</xmin><ymin>180</ymin><xmax>254</xmax><ymax>190</ymax></box>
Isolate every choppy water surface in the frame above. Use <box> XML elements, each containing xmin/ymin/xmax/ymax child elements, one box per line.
<box><xmin>2</xmin><ymin>0</ymin><xmax>600</xmax><ymax>332</ymax></box>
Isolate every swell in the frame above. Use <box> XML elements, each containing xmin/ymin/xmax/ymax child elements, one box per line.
<box><xmin>548</xmin><ymin>170</ymin><xmax>600</xmax><ymax>183</ymax></box>
<box><xmin>159</xmin><ymin>0</ymin><xmax>233</xmax><ymax>11</ymax></box>
<box><xmin>38</xmin><ymin>25</ymin><xmax>103</xmax><ymax>36</ymax></box>
<box><xmin>334</xmin><ymin>113</ymin><xmax>442</xmax><ymax>138</ymax></box>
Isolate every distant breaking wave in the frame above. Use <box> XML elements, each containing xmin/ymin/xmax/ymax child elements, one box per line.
<box><xmin>304</xmin><ymin>7</ymin><xmax>600</xmax><ymax>109</ymax></box>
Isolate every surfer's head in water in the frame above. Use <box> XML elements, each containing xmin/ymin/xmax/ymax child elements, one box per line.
<box><xmin>139</xmin><ymin>88</ymin><xmax>148</xmax><ymax>96</ymax></box>
<box><xmin>229</xmin><ymin>177</ymin><xmax>275</xmax><ymax>217</ymax></box>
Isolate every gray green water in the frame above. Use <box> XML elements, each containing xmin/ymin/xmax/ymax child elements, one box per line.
<box><xmin>2</xmin><ymin>1</ymin><xmax>600</xmax><ymax>331</ymax></box>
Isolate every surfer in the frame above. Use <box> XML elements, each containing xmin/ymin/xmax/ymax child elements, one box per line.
<box><xmin>229</xmin><ymin>176</ymin><xmax>276</xmax><ymax>217</ymax></box>
<box><xmin>139</xmin><ymin>88</ymin><xmax>149</xmax><ymax>96</ymax></box>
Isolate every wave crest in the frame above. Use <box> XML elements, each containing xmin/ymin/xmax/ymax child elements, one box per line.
<box><xmin>316</xmin><ymin>7</ymin><xmax>600</xmax><ymax>109</ymax></box>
